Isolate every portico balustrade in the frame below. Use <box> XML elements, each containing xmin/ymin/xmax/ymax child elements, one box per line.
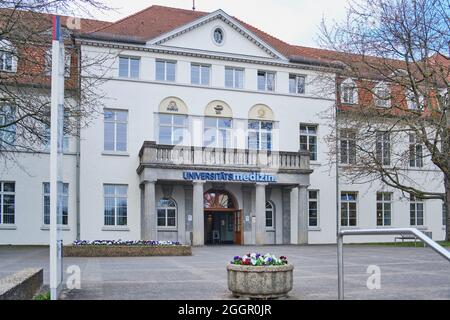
<box><xmin>138</xmin><ymin>141</ymin><xmax>311</xmax><ymax>173</ymax></box>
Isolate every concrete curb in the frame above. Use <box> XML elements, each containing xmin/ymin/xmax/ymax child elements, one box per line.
<box><xmin>0</xmin><ymin>268</ymin><xmax>43</xmax><ymax>300</ymax></box>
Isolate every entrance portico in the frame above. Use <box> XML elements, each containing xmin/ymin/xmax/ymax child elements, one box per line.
<box><xmin>138</xmin><ymin>142</ymin><xmax>312</xmax><ymax>246</ymax></box>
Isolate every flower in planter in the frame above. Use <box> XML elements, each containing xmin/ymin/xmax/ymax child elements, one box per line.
<box><xmin>73</xmin><ymin>240</ymin><xmax>181</xmax><ymax>246</ymax></box>
<box><xmin>230</xmin><ymin>253</ymin><xmax>288</xmax><ymax>266</ymax></box>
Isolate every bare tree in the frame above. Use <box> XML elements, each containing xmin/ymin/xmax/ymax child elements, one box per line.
<box><xmin>318</xmin><ymin>0</ymin><xmax>450</xmax><ymax>239</ymax></box>
<box><xmin>0</xmin><ymin>0</ymin><xmax>111</xmax><ymax>164</ymax></box>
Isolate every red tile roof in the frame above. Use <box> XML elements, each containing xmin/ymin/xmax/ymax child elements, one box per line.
<box><xmin>87</xmin><ymin>5</ymin><xmax>329</xmax><ymax>61</ymax></box>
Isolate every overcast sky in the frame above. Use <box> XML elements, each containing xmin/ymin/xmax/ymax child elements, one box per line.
<box><xmin>91</xmin><ymin>0</ymin><xmax>350</xmax><ymax>48</ymax></box>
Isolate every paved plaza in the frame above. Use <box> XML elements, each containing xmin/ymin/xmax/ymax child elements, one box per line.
<box><xmin>0</xmin><ymin>245</ymin><xmax>449</xmax><ymax>300</ymax></box>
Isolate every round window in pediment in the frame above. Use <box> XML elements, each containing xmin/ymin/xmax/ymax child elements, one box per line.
<box><xmin>213</xmin><ymin>27</ymin><xmax>224</xmax><ymax>45</ymax></box>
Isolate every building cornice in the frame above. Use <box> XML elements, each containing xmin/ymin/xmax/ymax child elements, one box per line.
<box><xmin>76</xmin><ymin>38</ymin><xmax>340</xmax><ymax>73</ymax></box>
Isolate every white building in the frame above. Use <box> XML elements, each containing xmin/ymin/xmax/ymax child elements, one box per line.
<box><xmin>0</xmin><ymin>5</ymin><xmax>445</xmax><ymax>245</ymax></box>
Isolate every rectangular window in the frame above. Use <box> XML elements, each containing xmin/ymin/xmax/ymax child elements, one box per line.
<box><xmin>341</xmin><ymin>85</ymin><xmax>356</xmax><ymax>104</ymax></box>
<box><xmin>341</xmin><ymin>192</ymin><xmax>357</xmax><ymax>227</ymax></box>
<box><xmin>248</xmin><ymin>120</ymin><xmax>273</xmax><ymax>151</ymax></box>
<box><xmin>158</xmin><ymin>114</ymin><xmax>187</xmax><ymax>145</ymax></box>
<box><xmin>376</xmin><ymin>192</ymin><xmax>392</xmax><ymax>226</ymax></box>
<box><xmin>104</xmin><ymin>184</ymin><xmax>128</xmax><ymax>226</ymax></box>
<box><xmin>308</xmin><ymin>190</ymin><xmax>319</xmax><ymax>227</ymax></box>
<box><xmin>0</xmin><ymin>182</ymin><xmax>15</xmax><ymax>224</ymax></box>
<box><xmin>157</xmin><ymin>199</ymin><xmax>177</xmax><ymax>228</ymax></box>
<box><xmin>203</xmin><ymin>117</ymin><xmax>232</xmax><ymax>148</ymax></box>
<box><xmin>118</xmin><ymin>56</ymin><xmax>140</xmax><ymax>79</ymax></box>
<box><xmin>104</xmin><ymin>109</ymin><xmax>128</xmax><ymax>152</ymax></box>
<box><xmin>191</xmin><ymin>64</ymin><xmax>210</xmax><ymax>86</ymax></box>
<box><xmin>410</xmin><ymin>194</ymin><xmax>424</xmax><ymax>226</ymax></box>
<box><xmin>0</xmin><ymin>105</ymin><xmax>16</xmax><ymax>148</ymax></box>
<box><xmin>289</xmin><ymin>74</ymin><xmax>305</xmax><ymax>94</ymax></box>
<box><xmin>376</xmin><ymin>131</ymin><xmax>390</xmax><ymax>166</ymax></box>
<box><xmin>43</xmin><ymin>124</ymin><xmax>70</xmax><ymax>153</ymax></box>
<box><xmin>409</xmin><ymin>134</ymin><xmax>423</xmax><ymax>168</ymax></box>
<box><xmin>340</xmin><ymin>129</ymin><xmax>356</xmax><ymax>164</ymax></box>
<box><xmin>300</xmin><ymin>124</ymin><xmax>317</xmax><ymax>161</ymax></box>
<box><xmin>257</xmin><ymin>71</ymin><xmax>275</xmax><ymax>91</ymax></box>
<box><xmin>0</xmin><ymin>51</ymin><xmax>13</xmax><ymax>72</ymax></box>
<box><xmin>156</xmin><ymin>60</ymin><xmax>176</xmax><ymax>82</ymax></box>
<box><xmin>43</xmin><ymin>182</ymin><xmax>69</xmax><ymax>225</ymax></box>
<box><xmin>225</xmin><ymin>67</ymin><xmax>244</xmax><ymax>89</ymax></box>
<box><xmin>374</xmin><ymin>87</ymin><xmax>390</xmax><ymax>107</ymax></box>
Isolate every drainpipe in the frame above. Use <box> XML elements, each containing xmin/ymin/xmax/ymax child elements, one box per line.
<box><xmin>75</xmin><ymin>41</ymin><xmax>81</xmax><ymax>241</ymax></box>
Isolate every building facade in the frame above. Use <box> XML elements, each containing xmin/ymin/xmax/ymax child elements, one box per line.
<box><xmin>0</xmin><ymin>5</ymin><xmax>446</xmax><ymax>245</ymax></box>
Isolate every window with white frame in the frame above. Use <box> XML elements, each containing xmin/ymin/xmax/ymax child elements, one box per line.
<box><xmin>0</xmin><ymin>105</ymin><xmax>16</xmax><ymax>149</ymax></box>
<box><xmin>156</xmin><ymin>60</ymin><xmax>176</xmax><ymax>82</ymax></box>
<box><xmin>406</xmin><ymin>90</ymin><xmax>424</xmax><ymax>111</ymax></box>
<box><xmin>340</xmin><ymin>78</ymin><xmax>358</xmax><ymax>104</ymax></box>
<box><xmin>340</xmin><ymin>129</ymin><xmax>356</xmax><ymax>165</ymax></box>
<box><xmin>191</xmin><ymin>64</ymin><xmax>210</xmax><ymax>86</ymax></box>
<box><xmin>43</xmin><ymin>182</ymin><xmax>68</xmax><ymax>225</ymax></box>
<box><xmin>204</xmin><ymin>117</ymin><xmax>232</xmax><ymax>148</ymax></box>
<box><xmin>409</xmin><ymin>194</ymin><xmax>424</xmax><ymax>226</ymax></box>
<box><xmin>376</xmin><ymin>131</ymin><xmax>390</xmax><ymax>166</ymax></box>
<box><xmin>374</xmin><ymin>83</ymin><xmax>390</xmax><ymax>107</ymax></box>
<box><xmin>265</xmin><ymin>201</ymin><xmax>274</xmax><ymax>229</ymax></box>
<box><xmin>44</xmin><ymin>48</ymin><xmax>71</xmax><ymax>77</ymax></box>
<box><xmin>104</xmin><ymin>184</ymin><xmax>128</xmax><ymax>226</ymax></box>
<box><xmin>376</xmin><ymin>192</ymin><xmax>392</xmax><ymax>226</ymax></box>
<box><xmin>225</xmin><ymin>67</ymin><xmax>244</xmax><ymax>89</ymax></box>
<box><xmin>104</xmin><ymin>109</ymin><xmax>127</xmax><ymax>152</ymax></box>
<box><xmin>0</xmin><ymin>182</ymin><xmax>14</xmax><ymax>225</ymax></box>
<box><xmin>300</xmin><ymin>124</ymin><xmax>317</xmax><ymax>161</ymax></box>
<box><xmin>248</xmin><ymin>120</ymin><xmax>273</xmax><ymax>151</ymax></box>
<box><xmin>118</xmin><ymin>56</ymin><xmax>140</xmax><ymax>79</ymax></box>
<box><xmin>0</xmin><ymin>40</ymin><xmax>16</xmax><ymax>72</ymax></box>
<box><xmin>0</xmin><ymin>51</ymin><xmax>14</xmax><ymax>72</ymax></box>
<box><xmin>308</xmin><ymin>190</ymin><xmax>319</xmax><ymax>227</ymax></box>
<box><xmin>158</xmin><ymin>114</ymin><xmax>187</xmax><ymax>145</ymax></box>
<box><xmin>289</xmin><ymin>74</ymin><xmax>305</xmax><ymax>94</ymax></box>
<box><xmin>157</xmin><ymin>198</ymin><xmax>177</xmax><ymax>228</ymax></box>
<box><xmin>341</xmin><ymin>192</ymin><xmax>357</xmax><ymax>227</ymax></box>
<box><xmin>409</xmin><ymin>134</ymin><xmax>423</xmax><ymax>168</ymax></box>
<box><xmin>43</xmin><ymin>123</ymin><xmax>70</xmax><ymax>153</ymax></box>
<box><xmin>257</xmin><ymin>71</ymin><xmax>275</xmax><ymax>91</ymax></box>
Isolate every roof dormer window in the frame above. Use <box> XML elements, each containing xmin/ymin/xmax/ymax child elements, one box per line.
<box><xmin>340</xmin><ymin>78</ymin><xmax>358</xmax><ymax>104</ymax></box>
<box><xmin>374</xmin><ymin>82</ymin><xmax>391</xmax><ymax>108</ymax></box>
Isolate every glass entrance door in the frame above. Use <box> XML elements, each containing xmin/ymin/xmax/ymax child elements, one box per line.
<box><xmin>204</xmin><ymin>212</ymin><xmax>235</xmax><ymax>245</ymax></box>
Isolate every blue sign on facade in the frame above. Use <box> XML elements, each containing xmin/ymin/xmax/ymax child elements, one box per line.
<box><xmin>183</xmin><ymin>171</ymin><xmax>277</xmax><ymax>183</ymax></box>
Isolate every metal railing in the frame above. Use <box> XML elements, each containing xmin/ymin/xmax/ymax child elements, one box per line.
<box><xmin>337</xmin><ymin>228</ymin><xmax>450</xmax><ymax>300</ymax></box>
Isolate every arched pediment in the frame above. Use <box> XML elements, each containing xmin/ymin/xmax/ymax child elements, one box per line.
<box><xmin>158</xmin><ymin>97</ymin><xmax>188</xmax><ymax>114</ymax></box>
<box><xmin>204</xmin><ymin>100</ymin><xmax>233</xmax><ymax>118</ymax></box>
<box><xmin>248</xmin><ymin>104</ymin><xmax>275</xmax><ymax>121</ymax></box>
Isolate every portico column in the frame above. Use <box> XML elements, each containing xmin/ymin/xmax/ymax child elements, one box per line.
<box><xmin>255</xmin><ymin>183</ymin><xmax>267</xmax><ymax>245</ymax></box>
<box><xmin>192</xmin><ymin>181</ymin><xmax>205</xmax><ymax>246</ymax></box>
<box><xmin>142</xmin><ymin>180</ymin><xmax>157</xmax><ymax>241</ymax></box>
<box><xmin>298</xmin><ymin>185</ymin><xmax>309</xmax><ymax>244</ymax></box>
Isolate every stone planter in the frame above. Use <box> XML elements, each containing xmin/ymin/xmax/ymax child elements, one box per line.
<box><xmin>227</xmin><ymin>264</ymin><xmax>294</xmax><ymax>299</ymax></box>
<box><xmin>63</xmin><ymin>245</ymin><xmax>191</xmax><ymax>257</ymax></box>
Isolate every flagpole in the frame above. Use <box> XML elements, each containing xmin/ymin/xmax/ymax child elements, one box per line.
<box><xmin>50</xmin><ymin>15</ymin><xmax>64</xmax><ymax>300</ymax></box>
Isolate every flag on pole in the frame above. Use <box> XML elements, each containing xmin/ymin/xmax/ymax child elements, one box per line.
<box><xmin>52</xmin><ymin>15</ymin><xmax>61</xmax><ymax>41</ymax></box>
